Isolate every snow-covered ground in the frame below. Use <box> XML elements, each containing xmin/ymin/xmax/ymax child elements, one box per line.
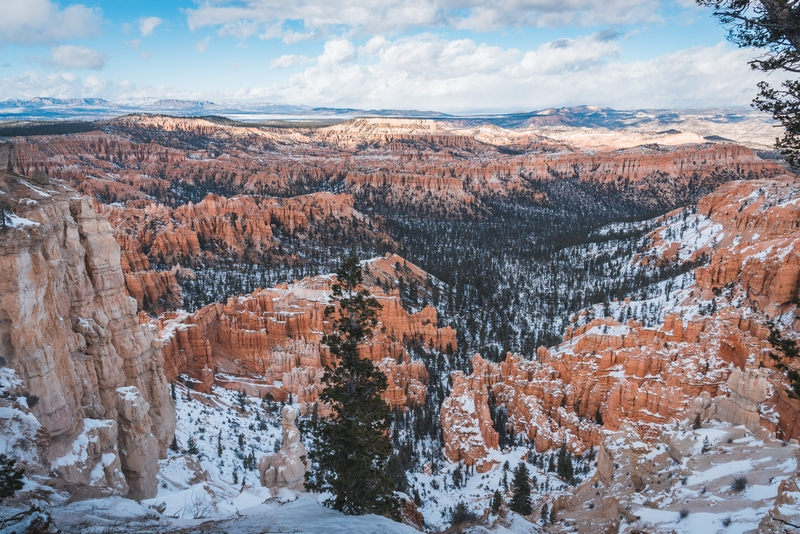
<box><xmin>561</xmin><ymin>420</ymin><xmax>800</xmax><ymax>534</ymax></box>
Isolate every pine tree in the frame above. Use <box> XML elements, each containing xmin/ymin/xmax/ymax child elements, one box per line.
<box><xmin>491</xmin><ymin>490</ymin><xmax>503</xmax><ymax>513</ymax></box>
<box><xmin>556</xmin><ymin>441</ymin><xmax>575</xmax><ymax>484</ymax></box>
<box><xmin>0</xmin><ymin>454</ymin><xmax>24</xmax><ymax>501</ymax></box>
<box><xmin>301</xmin><ymin>255</ymin><xmax>398</xmax><ymax>516</ymax></box>
<box><xmin>509</xmin><ymin>462</ymin><xmax>532</xmax><ymax>516</ymax></box>
<box><xmin>452</xmin><ymin>466</ymin><xmax>463</xmax><ymax>488</ymax></box>
<box><xmin>766</xmin><ymin>320</ymin><xmax>800</xmax><ymax>398</ymax></box>
<box><xmin>0</xmin><ymin>205</ymin><xmax>10</xmax><ymax>231</ymax></box>
<box><xmin>540</xmin><ymin>503</ymin><xmax>549</xmax><ymax>524</ymax></box>
<box><xmin>237</xmin><ymin>389</ymin><xmax>247</xmax><ymax>412</ymax></box>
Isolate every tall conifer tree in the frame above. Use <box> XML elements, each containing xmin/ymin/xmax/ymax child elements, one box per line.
<box><xmin>509</xmin><ymin>462</ymin><xmax>532</xmax><ymax>515</ymax></box>
<box><xmin>302</xmin><ymin>256</ymin><xmax>397</xmax><ymax>516</ymax></box>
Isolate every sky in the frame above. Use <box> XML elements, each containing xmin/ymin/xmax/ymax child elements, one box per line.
<box><xmin>0</xmin><ymin>0</ymin><xmax>784</xmax><ymax>113</ymax></box>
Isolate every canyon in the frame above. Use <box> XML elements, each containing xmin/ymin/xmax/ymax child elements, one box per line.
<box><xmin>441</xmin><ymin>177</ymin><xmax>800</xmax><ymax>469</ymax></box>
<box><xmin>0</xmin><ymin>114</ymin><xmax>798</xmax><ymax>533</ymax></box>
<box><xmin>152</xmin><ymin>252</ymin><xmax>455</xmax><ymax>411</ymax></box>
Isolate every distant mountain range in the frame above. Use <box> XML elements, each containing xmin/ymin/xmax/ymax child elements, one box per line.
<box><xmin>0</xmin><ymin>97</ymin><xmax>781</xmax><ymax>149</ymax></box>
<box><xmin>0</xmin><ymin>97</ymin><xmax>452</xmax><ymax>122</ymax></box>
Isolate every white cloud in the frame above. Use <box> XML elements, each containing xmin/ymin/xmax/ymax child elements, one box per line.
<box><xmin>318</xmin><ymin>40</ymin><xmax>357</xmax><ymax>65</ymax></box>
<box><xmin>196</xmin><ymin>36</ymin><xmax>211</xmax><ymax>53</ymax></box>
<box><xmin>138</xmin><ymin>16</ymin><xmax>163</xmax><ymax>37</ymax></box>
<box><xmin>185</xmin><ymin>0</ymin><xmax>659</xmax><ymax>39</ymax></box>
<box><xmin>0</xmin><ymin>0</ymin><xmax>103</xmax><ymax>46</ymax></box>
<box><xmin>270</xmin><ymin>54</ymin><xmax>312</xmax><ymax>69</ymax></box>
<box><xmin>126</xmin><ymin>39</ymin><xmax>141</xmax><ymax>51</ymax></box>
<box><xmin>0</xmin><ymin>33</ymin><xmax>769</xmax><ymax>113</ymax></box>
<box><xmin>0</xmin><ymin>70</ymin><xmax>192</xmax><ymax>100</ymax></box>
<box><xmin>246</xmin><ymin>34</ymin><xmax>764</xmax><ymax>112</ymax></box>
<box><xmin>50</xmin><ymin>45</ymin><xmax>106</xmax><ymax>70</ymax></box>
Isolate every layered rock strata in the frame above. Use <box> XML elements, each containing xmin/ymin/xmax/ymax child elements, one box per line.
<box><xmin>155</xmin><ymin>254</ymin><xmax>454</xmax><ymax>412</ymax></box>
<box><xmin>14</xmin><ymin>117</ymin><xmax>788</xmax><ymax>221</ymax></box>
<box><xmin>442</xmin><ymin>177</ymin><xmax>800</xmax><ymax>465</ymax></box>
<box><xmin>0</xmin><ymin>144</ymin><xmax>175</xmax><ymax>499</ymax></box>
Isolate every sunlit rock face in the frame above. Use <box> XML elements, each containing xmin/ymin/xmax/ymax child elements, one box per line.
<box><xmin>155</xmin><ymin>253</ymin><xmax>454</xmax><ymax>412</ymax></box>
<box><xmin>442</xmin><ymin>176</ymin><xmax>800</xmax><ymax>465</ymax></box>
<box><xmin>0</xmin><ymin>143</ymin><xmax>175</xmax><ymax>499</ymax></box>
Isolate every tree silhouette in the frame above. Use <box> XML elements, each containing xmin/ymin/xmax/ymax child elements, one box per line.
<box><xmin>0</xmin><ymin>454</ymin><xmax>24</xmax><ymax>501</ymax></box>
<box><xmin>766</xmin><ymin>319</ymin><xmax>800</xmax><ymax>398</ymax></box>
<box><xmin>302</xmin><ymin>255</ymin><xmax>398</xmax><ymax>516</ymax></box>
<box><xmin>698</xmin><ymin>0</ymin><xmax>800</xmax><ymax>165</ymax></box>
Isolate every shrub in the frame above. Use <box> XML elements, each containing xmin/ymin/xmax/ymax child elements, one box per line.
<box><xmin>450</xmin><ymin>502</ymin><xmax>479</xmax><ymax>526</ymax></box>
<box><xmin>678</xmin><ymin>508</ymin><xmax>690</xmax><ymax>521</ymax></box>
<box><xmin>722</xmin><ymin>516</ymin><xmax>732</xmax><ymax>527</ymax></box>
<box><xmin>23</xmin><ymin>393</ymin><xmax>39</xmax><ymax>408</ymax></box>
<box><xmin>490</xmin><ymin>490</ymin><xmax>502</xmax><ymax>513</ymax></box>
<box><xmin>692</xmin><ymin>413</ymin><xmax>702</xmax><ymax>429</ymax></box>
<box><xmin>0</xmin><ymin>454</ymin><xmax>25</xmax><ymax>501</ymax></box>
<box><xmin>731</xmin><ymin>476</ymin><xmax>748</xmax><ymax>492</ymax></box>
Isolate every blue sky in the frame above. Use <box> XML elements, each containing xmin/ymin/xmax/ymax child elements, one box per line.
<box><xmin>0</xmin><ymin>0</ymin><xmax>777</xmax><ymax>112</ymax></box>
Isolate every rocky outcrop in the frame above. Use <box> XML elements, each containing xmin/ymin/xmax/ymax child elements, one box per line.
<box><xmin>690</xmin><ymin>178</ymin><xmax>800</xmax><ymax>316</ymax></box>
<box><xmin>124</xmin><ymin>267</ymin><xmax>185</xmax><ymax>315</ymax></box>
<box><xmin>443</xmin><ymin>177</ymin><xmax>800</xmax><ymax>463</ymax></box>
<box><xmin>0</xmin><ymin>153</ymin><xmax>175</xmax><ymax>499</ymax></box>
<box><xmin>441</xmin><ymin>311</ymin><xmax>745</xmax><ymax>464</ymax></box>
<box><xmin>99</xmin><ymin>192</ymin><xmax>394</xmax><ymax>286</ymax></box>
<box><xmin>440</xmin><ymin>360</ymin><xmax>499</xmax><ymax>472</ymax></box>
<box><xmin>115</xmin><ymin>386</ymin><xmax>161</xmax><ymax>499</ymax></box>
<box><xmin>712</xmin><ymin>368</ymin><xmax>772</xmax><ymax>433</ymax></box>
<box><xmin>14</xmin><ymin>117</ymin><xmax>788</xmax><ymax>222</ymax></box>
<box><xmin>156</xmin><ymin>254</ymin><xmax>455</xmax><ymax>412</ymax></box>
<box><xmin>258</xmin><ymin>406</ymin><xmax>308</xmax><ymax>490</ymax></box>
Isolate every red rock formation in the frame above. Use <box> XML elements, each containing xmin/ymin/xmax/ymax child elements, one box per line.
<box><xmin>156</xmin><ymin>255</ymin><xmax>455</xmax><ymax>412</ymax></box>
<box><xmin>691</xmin><ymin>178</ymin><xmax>800</xmax><ymax>316</ymax></box>
<box><xmin>98</xmin><ymin>192</ymin><xmax>393</xmax><ymax>271</ymax></box>
<box><xmin>13</xmin><ymin>117</ymin><xmax>788</xmax><ymax>221</ymax></box>
<box><xmin>443</xmin><ymin>177</ymin><xmax>800</xmax><ymax>462</ymax></box>
<box><xmin>124</xmin><ymin>268</ymin><xmax>184</xmax><ymax>314</ymax></box>
<box><xmin>0</xmin><ymin>148</ymin><xmax>175</xmax><ymax>499</ymax></box>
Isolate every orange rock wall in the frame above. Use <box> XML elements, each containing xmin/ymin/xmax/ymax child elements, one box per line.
<box><xmin>443</xmin><ymin>177</ymin><xmax>800</xmax><ymax>462</ymax></box>
<box><xmin>157</xmin><ymin>258</ymin><xmax>455</xmax><ymax>412</ymax></box>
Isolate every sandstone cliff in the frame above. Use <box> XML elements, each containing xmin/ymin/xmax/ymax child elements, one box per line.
<box><xmin>154</xmin><ymin>254</ymin><xmax>454</xmax><ymax>413</ymax></box>
<box><xmin>13</xmin><ymin>116</ymin><xmax>787</xmax><ymax>221</ymax></box>
<box><xmin>441</xmin><ymin>176</ymin><xmax>800</xmax><ymax>465</ymax></box>
<box><xmin>0</xmin><ymin>143</ymin><xmax>175</xmax><ymax>499</ymax></box>
<box><xmin>100</xmin><ymin>191</ymin><xmax>392</xmax><ymax>271</ymax></box>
